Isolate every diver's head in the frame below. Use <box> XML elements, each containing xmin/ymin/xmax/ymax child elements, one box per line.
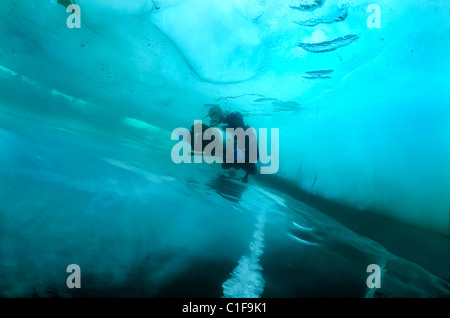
<box><xmin>208</xmin><ymin>106</ymin><xmax>223</xmax><ymax>126</ymax></box>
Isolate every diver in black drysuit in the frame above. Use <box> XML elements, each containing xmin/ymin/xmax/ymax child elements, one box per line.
<box><xmin>218</xmin><ymin>110</ymin><xmax>257</xmax><ymax>183</ymax></box>
<box><xmin>191</xmin><ymin>106</ymin><xmax>258</xmax><ymax>183</ymax></box>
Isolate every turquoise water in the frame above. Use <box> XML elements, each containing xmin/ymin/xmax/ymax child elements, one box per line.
<box><xmin>0</xmin><ymin>0</ymin><xmax>449</xmax><ymax>297</ymax></box>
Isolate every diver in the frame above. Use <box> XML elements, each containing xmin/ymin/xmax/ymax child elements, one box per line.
<box><xmin>207</xmin><ymin>106</ymin><xmax>246</xmax><ymax>130</ymax></box>
<box><xmin>204</xmin><ymin>106</ymin><xmax>258</xmax><ymax>183</ymax></box>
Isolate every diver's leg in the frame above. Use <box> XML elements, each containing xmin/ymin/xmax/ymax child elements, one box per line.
<box><xmin>242</xmin><ymin>171</ymin><xmax>249</xmax><ymax>183</ymax></box>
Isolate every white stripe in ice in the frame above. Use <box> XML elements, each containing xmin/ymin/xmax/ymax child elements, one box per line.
<box><xmin>287</xmin><ymin>233</ymin><xmax>317</xmax><ymax>246</ymax></box>
<box><xmin>222</xmin><ymin>210</ymin><xmax>266</xmax><ymax>298</ymax></box>
<box><xmin>292</xmin><ymin>221</ymin><xmax>313</xmax><ymax>231</ymax></box>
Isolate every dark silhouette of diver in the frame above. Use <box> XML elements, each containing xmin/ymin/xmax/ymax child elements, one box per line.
<box><xmin>190</xmin><ymin>106</ymin><xmax>258</xmax><ymax>183</ymax></box>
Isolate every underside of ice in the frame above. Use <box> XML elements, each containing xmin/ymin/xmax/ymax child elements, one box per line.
<box><xmin>2</xmin><ymin>0</ymin><xmax>448</xmax><ymax>235</ymax></box>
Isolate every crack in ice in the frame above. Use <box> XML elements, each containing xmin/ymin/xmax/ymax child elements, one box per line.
<box><xmin>222</xmin><ymin>210</ymin><xmax>266</xmax><ymax>298</ymax></box>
